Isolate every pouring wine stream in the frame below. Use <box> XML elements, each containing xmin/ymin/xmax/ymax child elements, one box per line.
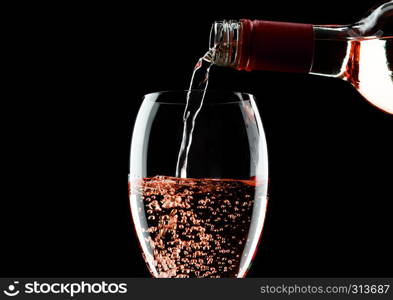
<box><xmin>175</xmin><ymin>49</ymin><xmax>215</xmax><ymax>178</ymax></box>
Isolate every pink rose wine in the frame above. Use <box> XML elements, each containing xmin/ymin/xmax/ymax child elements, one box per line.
<box><xmin>130</xmin><ymin>176</ymin><xmax>265</xmax><ymax>278</ymax></box>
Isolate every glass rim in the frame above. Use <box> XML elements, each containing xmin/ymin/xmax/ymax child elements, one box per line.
<box><xmin>142</xmin><ymin>90</ymin><xmax>255</xmax><ymax>105</ymax></box>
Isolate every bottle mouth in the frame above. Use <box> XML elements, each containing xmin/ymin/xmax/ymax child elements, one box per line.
<box><xmin>209</xmin><ymin>20</ymin><xmax>242</xmax><ymax>67</ymax></box>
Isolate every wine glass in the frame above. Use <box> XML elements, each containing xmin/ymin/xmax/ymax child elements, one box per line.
<box><xmin>129</xmin><ymin>90</ymin><xmax>268</xmax><ymax>278</ymax></box>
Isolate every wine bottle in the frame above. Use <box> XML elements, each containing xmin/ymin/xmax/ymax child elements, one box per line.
<box><xmin>210</xmin><ymin>1</ymin><xmax>393</xmax><ymax>114</ymax></box>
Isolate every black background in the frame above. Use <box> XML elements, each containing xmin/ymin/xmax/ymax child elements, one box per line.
<box><xmin>2</xmin><ymin>0</ymin><xmax>392</xmax><ymax>277</ymax></box>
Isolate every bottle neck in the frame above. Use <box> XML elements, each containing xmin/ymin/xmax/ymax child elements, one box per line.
<box><xmin>209</xmin><ymin>20</ymin><xmax>242</xmax><ymax>67</ymax></box>
<box><xmin>209</xmin><ymin>20</ymin><xmax>367</xmax><ymax>78</ymax></box>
